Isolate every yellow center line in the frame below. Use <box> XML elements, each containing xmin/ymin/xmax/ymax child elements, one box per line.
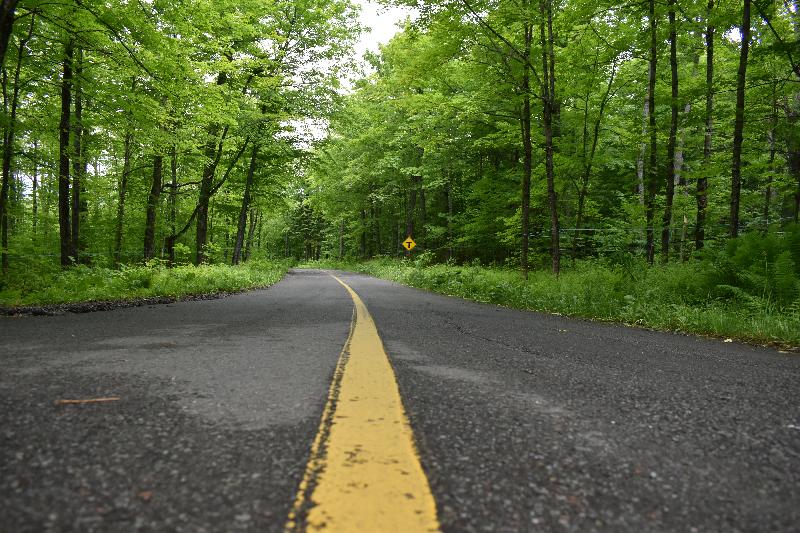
<box><xmin>285</xmin><ymin>275</ymin><xmax>440</xmax><ymax>533</ymax></box>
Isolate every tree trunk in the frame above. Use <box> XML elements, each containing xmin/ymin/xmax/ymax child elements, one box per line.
<box><xmin>573</xmin><ymin>61</ymin><xmax>616</xmax><ymax>264</ymax></box>
<box><xmin>367</xmin><ymin>207</ymin><xmax>374</xmax><ymax>256</ymax></box>
<box><xmin>675</xmin><ymin>97</ymin><xmax>692</xmax><ymax>261</ymax></box>
<box><xmin>360</xmin><ymin>209</ymin><xmax>367</xmax><ymax>258</ymax></box>
<box><xmin>540</xmin><ymin>0</ymin><xmax>560</xmax><ymax>275</ymax></box>
<box><xmin>208</xmin><ymin>212</ymin><xmax>213</xmax><ymax>250</ymax></box>
<box><xmin>547</xmin><ymin>4</ymin><xmax>560</xmax><ymax>143</ymax></box>
<box><xmin>446</xmin><ymin>176</ymin><xmax>453</xmax><ymax>261</ymax></box>
<box><xmin>31</xmin><ymin>140</ymin><xmax>38</xmax><ymax>236</ymax></box>
<box><xmin>418</xmin><ymin>183</ymin><xmax>426</xmax><ymax>250</ymax></box>
<box><xmin>789</xmin><ymin>0</ymin><xmax>800</xmax><ymax>223</ymax></box>
<box><xmin>1</xmin><ymin>81</ymin><xmax>9</xmax><ymax>273</ymax></box>
<box><xmin>636</xmin><ymin>88</ymin><xmax>649</xmax><ymax>206</ymax></box>
<box><xmin>233</xmin><ymin>143</ymin><xmax>258</xmax><ymax>265</ymax></box>
<box><xmin>764</xmin><ymin>134</ymin><xmax>774</xmax><ymax>231</ymax></box>
<box><xmin>785</xmin><ymin>95</ymin><xmax>800</xmax><ymax>224</ymax></box>
<box><xmin>167</xmin><ymin>144</ymin><xmax>177</xmax><ymax>265</ymax></box>
<box><xmin>70</xmin><ymin>47</ymin><xmax>86</xmax><ymax>264</ymax></box>
<box><xmin>0</xmin><ymin>0</ymin><xmax>18</xmax><ymax>71</ymax></box>
<box><xmin>244</xmin><ymin>208</ymin><xmax>257</xmax><ymax>261</ymax></box>
<box><xmin>661</xmin><ymin>0</ymin><xmax>679</xmax><ymax>262</ymax></box>
<box><xmin>114</xmin><ymin>130</ymin><xmax>133</xmax><ymax>267</ymax></box>
<box><xmin>0</xmin><ymin>13</ymin><xmax>31</xmax><ymax>273</ymax></box>
<box><xmin>574</xmin><ymin>91</ymin><xmax>591</xmax><ymax>265</ymax></box>
<box><xmin>405</xmin><ymin>180</ymin><xmax>418</xmax><ymax>257</ymax></box>
<box><xmin>58</xmin><ymin>39</ymin><xmax>73</xmax><ymax>267</ymax></box>
<box><xmin>195</xmin><ymin>72</ymin><xmax>227</xmax><ymax>264</ymax></box>
<box><xmin>143</xmin><ymin>154</ymin><xmax>163</xmax><ymax>260</ymax></box>
<box><xmin>395</xmin><ymin>205</ymin><xmax>401</xmax><ymax>257</ymax></box>
<box><xmin>764</xmin><ymin>90</ymin><xmax>777</xmax><ymax>232</ymax></box>
<box><xmin>696</xmin><ymin>0</ymin><xmax>714</xmax><ymax>250</ymax></box>
<box><xmin>645</xmin><ymin>0</ymin><xmax>658</xmax><ymax>264</ymax></box>
<box><xmin>195</xmin><ymin>128</ymin><xmax>221</xmax><ymax>264</ymax></box>
<box><xmin>730</xmin><ymin>0</ymin><xmax>750</xmax><ymax>238</ymax></box>
<box><xmin>42</xmin><ymin>171</ymin><xmax>50</xmax><ymax>242</ymax></box>
<box><xmin>339</xmin><ymin>219</ymin><xmax>345</xmax><ymax>259</ymax></box>
<box><xmin>188</xmin><ymin>134</ymin><xmax>249</xmax><ymax>264</ymax></box>
<box><xmin>373</xmin><ymin>205</ymin><xmax>381</xmax><ymax>255</ymax></box>
<box><xmin>520</xmin><ymin>21</ymin><xmax>533</xmax><ymax>278</ymax></box>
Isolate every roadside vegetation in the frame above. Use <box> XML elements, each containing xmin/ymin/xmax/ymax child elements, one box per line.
<box><xmin>2</xmin><ymin>1</ymin><xmax>799</xmax><ymax>350</ymax></box>
<box><xmin>0</xmin><ymin>259</ymin><xmax>289</xmax><ymax>307</ymax></box>
<box><xmin>0</xmin><ymin>0</ymin><xmax>346</xmax><ymax>309</ymax></box>
<box><xmin>285</xmin><ymin>0</ymin><xmax>799</xmax><ymax>350</ymax></box>
<box><xmin>303</xmin><ymin>227</ymin><xmax>800</xmax><ymax>349</ymax></box>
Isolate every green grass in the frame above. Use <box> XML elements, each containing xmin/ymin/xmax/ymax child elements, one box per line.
<box><xmin>0</xmin><ymin>260</ymin><xmax>290</xmax><ymax>307</ymax></box>
<box><xmin>301</xmin><ymin>257</ymin><xmax>800</xmax><ymax>349</ymax></box>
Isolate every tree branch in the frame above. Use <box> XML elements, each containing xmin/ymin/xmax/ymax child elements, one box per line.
<box><xmin>754</xmin><ymin>0</ymin><xmax>800</xmax><ymax>79</ymax></box>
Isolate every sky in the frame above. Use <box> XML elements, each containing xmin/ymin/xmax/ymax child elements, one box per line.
<box><xmin>291</xmin><ymin>1</ymin><xmax>414</xmax><ymax>143</ymax></box>
<box><xmin>352</xmin><ymin>0</ymin><xmax>414</xmax><ymax>62</ymax></box>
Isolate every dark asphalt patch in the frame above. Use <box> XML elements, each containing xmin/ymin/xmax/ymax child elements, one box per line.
<box><xmin>1</xmin><ymin>370</ymin><xmax>312</xmax><ymax>532</ymax></box>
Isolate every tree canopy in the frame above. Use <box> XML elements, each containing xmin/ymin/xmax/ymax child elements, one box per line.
<box><xmin>0</xmin><ymin>0</ymin><xmax>358</xmax><ymax>271</ymax></box>
<box><xmin>305</xmin><ymin>0</ymin><xmax>800</xmax><ymax>275</ymax></box>
<box><xmin>1</xmin><ymin>0</ymin><xmax>799</xmax><ymax>280</ymax></box>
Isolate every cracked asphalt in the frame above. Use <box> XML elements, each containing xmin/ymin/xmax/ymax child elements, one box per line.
<box><xmin>1</xmin><ymin>269</ymin><xmax>799</xmax><ymax>532</ymax></box>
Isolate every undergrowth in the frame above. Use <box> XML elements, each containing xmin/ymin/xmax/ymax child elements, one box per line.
<box><xmin>302</xmin><ymin>227</ymin><xmax>800</xmax><ymax>348</ymax></box>
<box><xmin>0</xmin><ymin>259</ymin><xmax>290</xmax><ymax>307</ymax></box>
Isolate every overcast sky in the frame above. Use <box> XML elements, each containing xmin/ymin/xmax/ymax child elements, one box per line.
<box><xmin>292</xmin><ymin>1</ymin><xmax>414</xmax><ymax>141</ymax></box>
<box><xmin>352</xmin><ymin>0</ymin><xmax>414</xmax><ymax>60</ymax></box>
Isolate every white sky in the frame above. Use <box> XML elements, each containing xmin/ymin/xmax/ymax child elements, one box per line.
<box><xmin>291</xmin><ymin>1</ymin><xmax>414</xmax><ymax>143</ymax></box>
<box><xmin>353</xmin><ymin>0</ymin><xmax>414</xmax><ymax>61</ymax></box>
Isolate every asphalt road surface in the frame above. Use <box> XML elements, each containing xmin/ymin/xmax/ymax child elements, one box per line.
<box><xmin>1</xmin><ymin>269</ymin><xmax>798</xmax><ymax>532</ymax></box>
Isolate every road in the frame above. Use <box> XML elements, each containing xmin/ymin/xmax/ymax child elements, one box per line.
<box><xmin>1</xmin><ymin>269</ymin><xmax>798</xmax><ymax>532</ymax></box>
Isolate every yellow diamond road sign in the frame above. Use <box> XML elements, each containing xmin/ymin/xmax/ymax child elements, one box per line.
<box><xmin>402</xmin><ymin>237</ymin><xmax>416</xmax><ymax>251</ymax></box>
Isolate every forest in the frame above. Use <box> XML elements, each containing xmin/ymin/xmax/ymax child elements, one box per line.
<box><xmin>1</xmin><ymin>0</ymin><xmax>799</xmax><ymax>343</ymax></box>
<box><xmin>308</xmin><ymin>0</ymin><xmax>799</xmax><ymax>271</ymax></box>
<box><xmin>0</xmin><ymin>0</ymin><xmax>358</xmax><ymax>274</ymax></box>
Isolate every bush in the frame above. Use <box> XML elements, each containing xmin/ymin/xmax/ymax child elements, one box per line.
<box><xmin>0</xmin><ymin>260</ymin><xmax>290</xmax><ymax>307</ymax></box>
<box><xmin>695</xmin><ymin>225</ymin><xmax>800</xmax><ymax>309</ymax></box>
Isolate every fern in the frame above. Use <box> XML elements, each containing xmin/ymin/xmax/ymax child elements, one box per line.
<box><xmin>773</xmin><ymin>251</ymin><xmax>798</xmax><ymax>307</ymax></box>
<box><xmin>714</xmin><ymin>284</ymin><xmax>762</xmax><ymax>307</ymax></box>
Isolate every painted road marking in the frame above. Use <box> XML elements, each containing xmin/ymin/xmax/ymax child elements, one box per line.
<box><xmin>285</xmin><ymin>275</ymin><xmax>439</xmax><ymax>533</ymax></box>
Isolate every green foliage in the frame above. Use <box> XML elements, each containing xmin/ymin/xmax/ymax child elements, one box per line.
<box><xmin>0</xmin><ymin>260</ymin><xmax>290</xmax><ymax>306</ymax></box>
<box><xmin>296</xmin><ymin>0</ymin><xmax>800</xmax><ymax>276</ymax></box>
<box><xmin>3</xmin><ymin>0</ymin><xmax>800</xmax><ymax>352</ymax></box>
<box><xmin>695</xmin><ymin>225</ymin><xmax>800</xmax><ymax>307</ymax></box>
<box><xmin>0</xmin><ymin>0</ymin><xmax>358</xmax><ymax>272</ymax></box>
